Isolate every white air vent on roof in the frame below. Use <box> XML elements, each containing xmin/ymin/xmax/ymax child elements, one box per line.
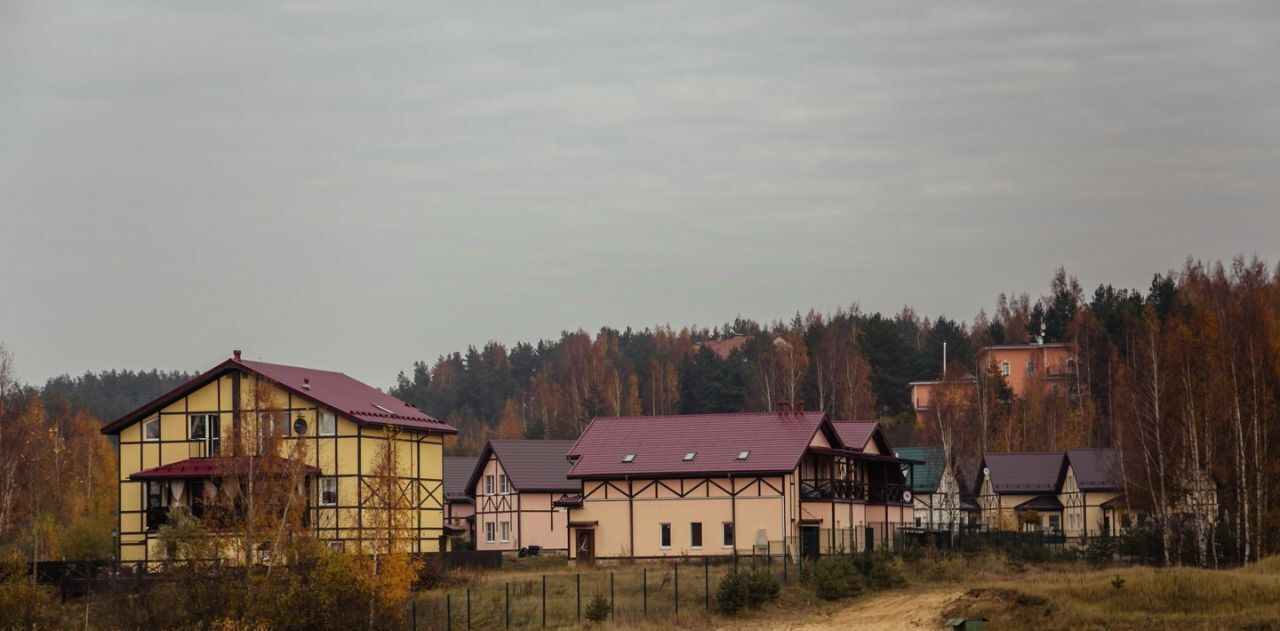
<box><xmin>737</xmin><ymin>450</ymin><xmax>750</xmax><ymax>460</ymax></box>
<box><xmin>622</xmin><ymin>454</ymin><xmax>636</xmax><ymax>463</ymax></box>
<box><xmin>683</xmin><ymin>452</ymin><xmax>696</xmax><ymax>461</ymax></box>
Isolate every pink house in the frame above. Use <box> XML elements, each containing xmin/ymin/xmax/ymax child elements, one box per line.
<box><xmin>910</xmin><ymin>343</ymin><xmax>1078</xmax><ymax>425</ymax></box>
<box><xmin>467</xmin><ymin>439</ymin><xmax>580</xmax><ymax>554</ymax></box>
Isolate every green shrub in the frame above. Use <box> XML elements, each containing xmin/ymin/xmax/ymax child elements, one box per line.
<box><xmin>809</xmin><ymin>556</ymin><xmax>864</xmax><ymax>601</ymax></box>
<box><xmin>717</xmin><ymin>569</ymin><xmax>780</xmax><ymax>614</ymax></box>
<box><xmin>717</xmin><ymin>570</ymin><xmax>749</xmax><ymax>615</ymax></box>
<box><xmin>585</xmin><ymin>592</ymin><xmax>611</xmax><ymax>622</ymax></box>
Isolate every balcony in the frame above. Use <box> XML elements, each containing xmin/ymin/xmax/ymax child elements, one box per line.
<box><xmin>800</xmin><ymin>480</ymin><xmax>910</xmax><ymax>504</ymax></box>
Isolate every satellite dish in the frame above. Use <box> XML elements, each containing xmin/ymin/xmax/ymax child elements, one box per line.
<box><xmin>903</xmin><ymin>491</ymin><xmax>913</xmax><ymax>502</ymax></box>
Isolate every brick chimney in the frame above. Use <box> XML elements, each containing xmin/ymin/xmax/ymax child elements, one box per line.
<box><xmin>795</xmin><ymin>399</ymin><xmax>805</xmax><ymax>415</ymax></box>
<box><xmin>233</xmin><ymin>349</ymin><xmax>242</xmax><ymax>361</ymax></box>
<box><xmin>776</xmin><ymin>400</ymin><xmax>791</xmax><ymax>415</ymax></box>
<box><xmin>302</xmin><ymin>377</ymin><xmax>311</xmax><ymax>391</ymax></box>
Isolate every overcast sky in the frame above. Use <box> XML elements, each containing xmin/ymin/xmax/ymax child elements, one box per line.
<box><xmin>2</xmin><ymin>1</ymin><xmax>1278</xmax><ymax>387</ymax></box>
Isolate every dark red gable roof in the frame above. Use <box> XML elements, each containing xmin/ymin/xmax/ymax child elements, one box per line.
<box><xmin>130</xmin><ymin>456</ymin><xmax>320</xmax><ymax>480</ymax></box>
<box><xmin>466</xmin><ymin>440</ymin><xmax>580</xmax><ymax>494</ymax></box>
<box><xmin>566</xmin><ymin>411</ymin><xmax>837</xmax><ymax>479</ymax></box>
<box><xmin>101</xmin><ymin>355</ymin><xmax>455</xmax><ymax>435</ymax></box>
<box><xmin>832</xmin><ymin>421</ymin><xmax>890</xmax><ymax>453</ymax></box>
<box><xmin>981</xmin><ymin>452</ymin><xmax>1067</xmax><ymax>493</ymax></box>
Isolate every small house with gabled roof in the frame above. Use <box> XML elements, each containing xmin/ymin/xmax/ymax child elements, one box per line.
<box><xmin>894</xmin><ymin>446</ymin><xmax>966</xmax><ymax>530</ymax></box>
<box><xmin>560</xmin><ymin>410</ymin><xmax>917</xmax><ymax>561</ymax></box>
<box><xmin>101</xmin><ymin>351</ymin><xmax>457</xmax><ymax>561</ymax></box>
<box><xmin>976</xmin><ymin>448</ymin><xmax>1126</xmax><ymax>537</ymax></box>
<box><xmin>467</xmin><ymin>439</ymin><xmax>580</xmax><ymax>553</ymax></box>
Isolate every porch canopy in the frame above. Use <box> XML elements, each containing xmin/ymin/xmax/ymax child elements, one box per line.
<box><xmin>1014</xmin><ymin>495</ymin><xmax>1064</xmax><ymax>512</ymax></box>
<box><xmin>130</xmin><ymin>456</ymin><xmax>321</xmax><ymax>481</ymax></box>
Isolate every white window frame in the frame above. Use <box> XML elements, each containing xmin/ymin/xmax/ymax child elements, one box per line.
<box><xmin>318</xmin><ymin>411</ymin><xmax>337</xmax><ymax>437</ymax></box>
<box><xmin>327</xmin><ymin>540</ymin><xmax>344</xmax><ymax>552</ymax></box>
<box><xmin>1026</xmin><ymin>360</ymin><xmax>1036</xmax><ymax>376</ymax></box>
<box><xmin>188</xmin><ymin>414</ymin><xmax>208</xmax><ymax>440</ymax></box>
<box><xmin>319</xmin><ymin>477</ymin><xmax>338</xmax><ymax>507</ymax></box>
<box><xmin>499</xmin><ymin>474</ymin><xmax>509</xmax><ymax>495</ymax></box>
<box><xmin>143</xmin><ymin>417</ymin><xmax>160</xmax><ymax>442</ymax></box>
<box><xmin>659</xmin><ymin>523</ymin><xmax>671</xmax><ymax>549</ymax></box>
<box><xmin>485</xmin><ymin>522</ymin><xmax>496</xmax><ymax>543</ymax></box>
<box><xmin>999</xmin><ymin>360</ymin><xmax>1011</xmax><ymax>377</ymax></box>
<box><xmin>500</xmin><ymin>521</ymin><xmax>510</xmax><ymax>543</ymax></box>
<box><xmin>722</xmin><ymin>522</ymin><xmax>735</xmax><ymax>548</ymax></box>
<box><xmin>485</xmin><ymin>475</ymin><xmax>495</xmax><ymax>495</ymax></box>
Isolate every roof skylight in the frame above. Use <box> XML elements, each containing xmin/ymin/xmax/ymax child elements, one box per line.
<box><xmin>737</xmin><ymin>450</ymin><xmax>750</xmax><ymax>460</ymax></box>
<box><xmin>622</xmin><ymin>454</ymin><xmax>636</xmax><ymax>463</ymax></box>
<box><xmin>683</xmin><ymin>452</ymin><xmax>696</xmax><ymax>461</ymax></box>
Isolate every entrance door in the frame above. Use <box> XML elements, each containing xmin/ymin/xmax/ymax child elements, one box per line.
<box><xmin>800</xmin><ymin>526</ymin><xmax>820</xmax><ymax>560</ymax></box>
<box><xmin>575</xmin><ymin>529</ymin><xmax>595</xmax><ymax>562</ymax></box>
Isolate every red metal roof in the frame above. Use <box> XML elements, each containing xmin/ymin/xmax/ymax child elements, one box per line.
<box><xmin>101</xmin><ymin>355</ymin><xmax>455</xmax><ymax>435</ymax></box>
<box><xmin>566</xmin><ymin>411</ymin><xmax>836</xmax><ymax>479</ymax></box>
<box><xmin>130</xmin><ymin>456</ymin><xmax>320</xmax><ymax>480</ymax></box>
<box><xmin>832</xmin><ymin>421</ymin><xmax>885</xmax><ymax>453</ymax></box>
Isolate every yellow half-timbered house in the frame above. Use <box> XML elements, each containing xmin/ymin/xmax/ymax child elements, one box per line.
<box><xmin>101</xmin><ymin>351</ymin><xmax>456</xmax><ymax>561</ymax></box>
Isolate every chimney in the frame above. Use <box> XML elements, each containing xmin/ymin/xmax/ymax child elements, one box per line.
<box><xmin>233</xmin><ymin>349</ymin><xmax>242</xmax><ymax>361</ymax></box>
<box><xmin>795</xmin><ymin>399</ymin><xmax>805</xmax><ymax>415</ymax></box>
<box><xmin>776</xmin><ymin>400</ymin><xmax>791</xmax><ymax>415</ymax></box>
<box><xmin>302</xmin><ymin>377</ymin><xmax>311</xmax><ymax>391</ymax></box>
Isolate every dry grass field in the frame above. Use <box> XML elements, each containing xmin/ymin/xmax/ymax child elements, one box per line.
<box><xmin>412</xmin><ymin>554</ymin><xmax>1280</xmax><ymax>630</ymax></box>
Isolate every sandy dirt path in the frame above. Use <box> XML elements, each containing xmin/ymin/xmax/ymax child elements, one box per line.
<box><xmin>720</xmin><ymin>588</ymin><xmax>965</xmax><ymax>630</ymax></box>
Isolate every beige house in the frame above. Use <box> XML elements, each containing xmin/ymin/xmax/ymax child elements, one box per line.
<box><xmin>468</xmin><ymin>440</ymin><xmax>579</xmax><ymax>554</ymax></box>
<box><xmin>976</xmin><ymin>449</ymin><xmax>1124</xmax><ymax>538</ymax></box>
<box><xmin>560</xmin><ymin>411</ymin><xmax>916</xmax><ymax>561</ymax></box>
<box><xmin>101</xmin><ymin>351</ymin><xmax>456</xmax><ymax>561</ymax></box>
<box><xmin>910</xmin><ymin>342</ymin><xmax>1079</xmax><ymax>425</ymax></box>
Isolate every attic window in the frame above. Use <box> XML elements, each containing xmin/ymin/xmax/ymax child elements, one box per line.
<box><xmin>683</xmin><ymin>452</ymin><xmax>696</xmax><ymax>461</ymax></box>
<box><xmin>622</xmin><ymin>454</ymin><xmax>636</xmax><ymax>463</ymax></box>
<box><xmin>737</xmin><ymin>450</ymin><xmax>750</xmax><ymax>460</ymax></box>
<box><xmin>372</xmin><ymin>404</ymin><xmax>394</xmax><ymax>414</ymax></box>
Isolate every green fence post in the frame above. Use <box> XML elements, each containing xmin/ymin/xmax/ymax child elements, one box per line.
<box><xmin>704</xmin><ymin>556</ymin><xmax>709</xmax><ymax>612</ymax></box>
<box><xmin>674</xmin><ymin>562</ymin><xmax>679</xmax><ymax>619</ymax></box>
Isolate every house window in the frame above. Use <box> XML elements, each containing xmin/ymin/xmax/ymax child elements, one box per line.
<box><xmin>690</xmin><ymin>522</ymin><xmax>702</xmax><ymax>548</ymax></box>
<box><xmin>722</xmin><ymin>522</ymin><xmax>735</xmax><ymax>548</ymax></box>
<box><xmin>189</xmin><ymin>415</ymin><xmax>207</xmax><ymax>440</ymax></box>
<box><xmin>319</xmin><ymin>411</ymin><xmax>337</xmax><ymax>436</ymax></box>
<box><xmin>319</xmin><ymin>477</ymin><xmax>338</xmax><ymax>506</ymax></box>
<box><xmin>499</xmin><ymin>474</ymin><xmax>508</xmax><ymax>494</ymax></box>
<box><xmin>500</xmin><ymin>521</ymin><xmax>510</xmax><ymax>543</ymax></box>
<box><xmin>327</xmin><ymin>540</ymin><xmax>344</xmax><ymax>552</ymax></box>
<box><xmin>485</xmin><ymin>522</ymin><xmax>496</xmax><ymax>543</ymax></box>
<box><xmin>1048</xmin><ymin>514</ymin><xmax>1060</xmax><ymax>533</ymax></box>
<box><xmin>1026</xmin><ymin>360</ymin><xmax>1036</xmax><ymax>376</ymax></box>
<box><xmin>999</xmin><ymin>361</ymin><xmax>1011</xmax><ymax>377</ymax></box>
<box><xmin>485</xmin><ymin>475</ymin><xmax>495</xmax><ymax>495</ymax></box>
<box><xmin>146</xmin><ymin>480</ymin><xmax>166</xmax><ymax>509</ymax></box>
<box><xmin>143</xmin><ymin>417</ymin><xmax>160</xmax><ymax>441</ymax></box>
<box><xmin>659</xmin><ymin>523</ymin><xmax>671</xmax><ymax>548</ymax></box>
<box><xmin>1066</xmin><ymin>358</ymin><xmax>1077</xmax><ymax>373</ymax></box>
